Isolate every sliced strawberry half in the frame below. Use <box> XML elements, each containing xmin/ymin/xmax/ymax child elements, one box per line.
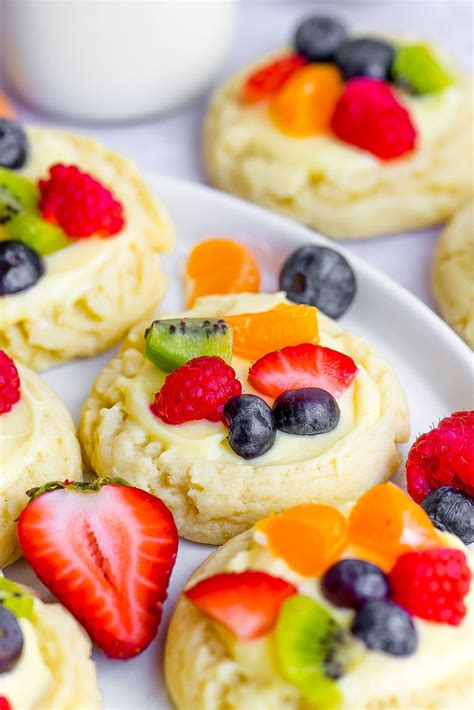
<box><xmin>248</xmin><ymin>343</ymin><xmax>358</xmax><ymax>399</ymax></box>
<box><xmin>185</xmin><ymin>571</ymin><xmax>297</xmax><ymax>640</ymax></box>
<box><xmin>17</xmin><ymin>479</ymin><xmax>178</xmax><ymax>660</ymax></box>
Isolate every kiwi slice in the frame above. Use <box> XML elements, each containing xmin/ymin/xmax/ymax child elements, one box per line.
<box><xmin>6</xmin><ymin>213</ymin><xmax>70</xmax><ymax>255</ymax></box>
<box><xmin>276</xmin><ymin>595</ymin><xmax>355</xmax><ymax>708</ymax></box>
<box><xmin>144</xmin><ymin>317</ymin><xmax>233</xmax><ymax>372</ymax></box>
<box><xmin>0</xmin><ymin>167</ymin><xmax>39</xmax><ymax>225</ymax></box>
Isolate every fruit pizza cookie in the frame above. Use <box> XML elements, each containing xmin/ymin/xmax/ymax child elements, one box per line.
<box><xmin>203</xmin><ymin>16</ymin><xmax>472</xmax><ymax>238</ymax></box>
<box><xmin>80</xmin><ymin>239</ymin><xmax>409</xmax><ymax>545</ymax></box>
<box><xmin>0</xmin><ymin>120</ymin><xmax>174</xmax><ymax>371</ymax></box>
<box><xmin>165</xmin><ymin>483</ymin><xmax>474</xmax><ymax>709</ymax></box>
<box><xmin>0</xmin><ymin>577</ymin><xmax>101</xmax><ymax>709</ymax></box>
<box><xmin>0</xmin><ymin>350</ymin><xmax>81</xmax><ymax>566</ymax></box>
<box><xmin>432</xmin><ymin>201</ymin><xmax>474</xmax><ymax>348</ymax></box>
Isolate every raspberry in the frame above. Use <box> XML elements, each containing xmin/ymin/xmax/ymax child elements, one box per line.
<box><xmin>390</xmin><ymin>548</ymin><xmax>471</xmax><ymax>625</ymax></box>
<box><xmin>0</xmin><ymin>698</ymin><xmax>11</xmax><ymax>710</ymax></box>
<box><xmin>0</xmin><ymin>350</ymin><xmax>21</xmax><ymax>415</ymax></box>
<box><xmin>151</xmin><ymin>356</ymin><xmax>242</xmax><ymax>425</ymax></box>
<box><xmin>406</xmin><ymin>411</ymin><xmax>474</xmax><ymax>503</ymax></box>
<box><xmin>330</xmin><ymin>78</ymin><xmax>417</xmax><ymax>160</ymax></box>
<box><xmin>39</xmin><ymin>164</ymin><xmax>124</xmax><ymax>238</ymax></box>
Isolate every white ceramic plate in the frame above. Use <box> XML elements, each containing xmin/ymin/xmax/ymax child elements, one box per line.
<box><xmin>7</xmin><ymin>175</ymin><xmax>473</xmax><ymax>709</ymax></box>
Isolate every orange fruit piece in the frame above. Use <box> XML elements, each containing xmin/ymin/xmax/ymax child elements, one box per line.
<box><xmin>348</xmin><ymin>483</ymin><xmax>441</xmax><ymax>570</ymax></box>
<box><xmin>270</xmin><ymin>64</ymin><xmax>344</xmax><ymax>138</ymax></box>
<box><xmin>185</xmin><ymin>239</ymin><xmax>260</xmax><ymax>307</ymax></box>
<box><xmin>225</xmin><ymin>303</ymin><xmax>319</xmax><ymax>360</ymax></box>
<box><xmin>0</xmin><ymin>92</ymin><xmax>16</xmax><ymax>119</ymax></box>
<box><xmin>257</xmin><ymin>504</ymin><xmax>348</xmax><ymax>577</ymax></box>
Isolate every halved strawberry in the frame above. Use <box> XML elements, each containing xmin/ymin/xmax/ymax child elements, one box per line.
<box><xmin>241</xmin><ymin>54</ymin><xmax>308</xmax><ymax>104</ymax></box>
<box><xmin>248</xmin><ymin>343</ymin><xmax>358</xmax><ymax>399</ymax></box>
<box><xmin>17</xmin><ymin>479</ymin><xmax>178</xmax><ymax>660</ymax></box>
<box><xmin>185</xmin><ymin>571</ymin><xmax>297</xmax><ymax>640</ymax></box>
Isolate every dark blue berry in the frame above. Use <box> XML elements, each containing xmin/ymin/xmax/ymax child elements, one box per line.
<box><xmin>279</xmin><ymin>245</ymin><xmax>356</xmax><ymax>319</ymax></box>
<box><xmin>294</xmin><ymin>16</ymin><xmax>347</xmax><ymax>62</ymax></box>
<box><xmin>321</xmin><ymin>559</ymin><xmax>391</xmax><ymax>610</ymax></box>
<box><xmin>0</xmin><ymin>120</ymin><xmax>28</xmax><ymax>169</ymax></box>
<box><xmin>334</xmin><ymin>38</ymin><xmax>395</xmax><ymax>81</ymax></box>
<box><xmin>351</xmin><ymin>600</ymin><xmax>417</xmax><ymax>657</ymax></box>
<box><xmin>273</xmin><ymin>387</ymin><xmax>339</xmax><ymax>436</ymax></box>
<box><xmin>0</xmin><ymin>606</ymin><xmax>23</xmax><ymax>673</ymax></box>
<box><xmin>224</xmin><ymin>394</ymin><xmax>276</xmax><ymax>459</ymax></box>
<box><xmin>421</xmin><ymin>486</ymin><xmax>474</xmax><ymax>545</ymax></box>
<box><xmin>0</xmin><ymin>240</ymin><xmax>44</xmax><ymax>296</ymax></box>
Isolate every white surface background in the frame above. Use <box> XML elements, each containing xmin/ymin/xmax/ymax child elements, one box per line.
<box><xmin>0</xmin><ymin>0</ymin><xmax>473</xmax><ymax>314</ymax></box>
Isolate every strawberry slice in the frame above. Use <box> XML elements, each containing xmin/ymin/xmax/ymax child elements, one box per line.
<box><xmin>248</xmin><ymin>343</ymin><xmax>358</xmax><ymax>399</ymax></box>
<box><xmin>185</xmin><ymin>571</ymin><xmax>297</xmax><ymax>640</ymax></box>
<box><xmin>241</xmin><ymin>54</ymin><xmax>308</xmax><ymax>104</ymax></box>
<box><xmin>17</xmin><ymin>479</ymin><xmax>178</xmax><ymax>660</ymax></box>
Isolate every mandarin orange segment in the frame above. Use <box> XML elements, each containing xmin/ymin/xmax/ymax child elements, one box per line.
<box><xmin>0</xmin><ymin>92</ymin><xmax>16</xmax><ymax>119</ymax></box>
<box><xmin>269</xmin><ymin>64</ymin><xmax>344</xmax><ymax>138</ymax></box>
<box><xmin>225</xmin><ymin>303</ymin><xmax>319</xmax><ymax>360</ymax></box>
<box><xmin>185</xmin><ymin>238</ymin><xmax>260</xmax><ymax>307</ymax></box>
<box><xmin>348</xmin><ymin>483</ymin><xmax>441</xmax><ymax>570</ymax></box>
<box><xmin>257</xmin><ymin>504</ymin><xmax>348</xmax><ymax>577</ymax></box>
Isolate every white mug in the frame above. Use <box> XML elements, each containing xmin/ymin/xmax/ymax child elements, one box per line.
<box><xmin>1</xmin><ymin>0</ymin><xmax>237</xmax><ymax>122</ymax></box>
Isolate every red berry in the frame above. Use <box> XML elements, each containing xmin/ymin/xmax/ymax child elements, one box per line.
<box><xmin>39</xmin><ymin>164</ymin><xmax>125</xmax><ymax>238</ymax></box>
<box><xmin>17</xmin><ymin>479</ymin><xmax>178</xmax><ymax>660</ymax></box>
<box><xmin>331</xmin><ymin>78</ymin><xmax>417</xmax><ymax>160</ymax></box>
<box><xmin>406</xmin><ymin>411</ymin><xmax>474</xmax><ymax>503</ymax></box>
<box><xmin>248</xmin><ymin>343</ymin><xmax>358</xmax><ymax>399</ymax></box>
<box><xmin>0</xmin><ymin>350</ymin><xmax>21</xmax><ymax>415</ymax></box>
<box><xmin>151</xmin><ymin>356</ymin><xmax>242</xmax><ymax>425</ymax></box>
<box><xmin>390</xmin><ymin>548</ymin><xmax>471</xmax><ymax>625</ymax></box>
<box><xmin>0</xmin><ymin>698</ymin><xmax>11</xmax><ymax>710</ymax></box>
<box><xmin>185</xmin><ymin>571</ymin><xmax>297</xmax><ymax>640</ymax></box>
<box><xmin>241</xmin><ymin>54</ymin><xmax>308</xmax><ymax>104</ymax></box>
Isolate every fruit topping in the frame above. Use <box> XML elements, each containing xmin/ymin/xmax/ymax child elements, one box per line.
<box><xmin>348</xmin><ymin>483</ymin><xmax>440</xmax><ymax>570</ymax></box>
<box><xmin>331</xmin><ymin>78</ymin><xmax>417</xmax><ymax>160</ymax></box>
<box><xmin>390</xmin><ymin>548</ymin><xmax>471</xmax><ymax>626</ymax></box>
<box><xmin>225</xmin><ymin>303</ymin><xmax>319</xmax><ymax>360</ymax></box>
<box><xmin>249</xmin><ymin>343</ymin><xmax>358</xmax><ymax>399</ymax></box>
<box><xmin>321</xmin><ymin>559</ymin><xmax>391</xmax><ymax>610</ymax></box>
<box><xmin>241</xmin><ymin>54</ymin><xmax>308</xmax><ymax>104</ymax></box>
<box><xmin>144</xmin><ymin>317</ymin><xmax>232</xmax><ymax>372</ymax></box>
<box><xmin>334</xmin><ymin>37</ymin><xmax>395</xmax><ymax>81</ymax></box>
<box><xmin>0</xmin><ymin>168</ymin><xmax>38</xmax><ymax>224</ymax></box>
<box><xmin>270</xmin><ymin>64</ymin><xmax>343</xmax><ymax>137</ymax></box>
<box><xmin>0</xmin><ymin>92</ymin><xmax>16</xmax><ymax>119</ymax></box>
<box><xmin>351</xmin><ymin>600</ymin><xmax>417</xmax><ymax>657</ymax></box>
<box><xmin>273</xmin><ymin>387</ymin><xmax>340</xmax><ymax>436</ymax></box>
<box><xmin>185</xmin><ymin>571</ymin><xmax>297</xmax><ymax>640</ymax></box>
<box><xmin>257</xmin><ymin>504</ymin><xmax>348</xmax><ymax>576</ymax></box>
<box><xmin>276</xmin><ymin>595</ymin><xmax>347</xmax><ymax>707</ymax></box>
<box><xmin>185</xmin><ymin>239</ymin><xmax>260</xmax><ymax>307</ymax></box>
<box><xmin>406</xmin><ymin>411</ymin><xmax>474</xmax><ymax>503</ymax></box>
<box><xmin>0</xmin><ymin>351</ymin><xmax>21</xmax><ymax>415</ymax></box>
<box><xmin>279</xmin><ymin>245</ymin><xmax>356</xmax><ymax>319</ymax></box>
<box><xmin>421</xmin><ymin>487</ymin><xmax>474</xmax><ymax>545</ymax></box>
<box><xmin>38</xmin><ymin>164</ymin><xmax>124</xmax><ymax>238</ymax></box>
<box><xmin>224</xmin><ymin>394</ymin><xmax>276</xmax><ymax>459</ymax></box>
<box><xmin>0</xmin><ymin>698</ymin><xmax>11</xmax><ymax>710</ymax></box>
<box><xmin>151</xmin><ymin>356</ymin><xmax>242</xmax><ymax>425</ymax></box>
<box><xmin>6</xmin><ymin>213</ymin><xmax>70</xmax><ymax>255</ymax></box>
<box><xmin>392</xmin><ymin>43</ymin><xmax>452</xmax><ymax>95</ymax></box>
<box><xmin>0</xmin><ymin>240</ymin><xmax>44</xmax><ymax>296</ymax></box>
<box><xmin>0</xmin><ymin>120</ymin><xmax>28</xmax><ymax>169</ymax></box>
<box><xmin>0</xmin><ymin>578</ymin><xmax>34</xmax><ymax>620</ymax></box>
<box><xmin>0</xmin><ymin>607</ymin><xmax>23</xmax><ymax>673</ymax></box>
<box><xmin>17</xmin><ymin>478</ymin><xmax>178</xmax><ymax>660</ymax></box>
<box><xmin>294</xmin><ymin>16</ymin><xmax>347</xmax><ymax>62</ymax></box>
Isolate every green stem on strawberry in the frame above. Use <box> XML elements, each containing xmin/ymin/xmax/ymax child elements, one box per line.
<box><xmin>25</xmin><ymin>476</ymin><xmax>132</xmax><ymax>501</ymax></box>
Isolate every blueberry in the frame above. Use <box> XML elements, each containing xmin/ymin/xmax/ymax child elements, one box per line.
<box><xmin>351</xmin><ymin>600</ymin><xmax>417</xmax><ymax>657</ymax></box>
<box><xmin>273</xmin><ymin>387</ymin><xmax>339</xmax><ymax>436</ymax></box>
<box><xmin>334</xmin><ymin>38</ymin><xmax>395</xmax><ymax>81</ymax></box>
<box><xmin>421</xmin><ymin>487</ymin><xmax>474</xmax><ymax>545</ymax></box>
<box><xmin>280</xmin><ymin>245</ymin><xmax>356</xmax><ymax>320</ymax></box>
<box><xmin>0</xmin><ymin>240</ymin><xmax>44</xmax><ymax>296</ymax></box>
<box><xmin>294</xmin><ymin>16</ymin><xmax>347</xmax><ymax>62</ymax></box>
<box><xmin>224</xmin><ymin>394</ymin><xmax>276</xmax><ymax>459</ymax></box>
<box><xmin>0</xmin><ymin>120</ymin><xmax>28</xmax><ymax>169</ymax></box>
<box><xmin>321</xmin><ymin>559</ymin><xmax>391</xmax><ymax>610</ymax></box>
<box><xmin>0</xmin><ymin>607</ymin><xmax>23</xmax><ymax>673</ymax></box>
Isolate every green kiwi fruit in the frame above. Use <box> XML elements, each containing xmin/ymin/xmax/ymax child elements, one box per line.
<box><xmin>0</xmin><ymin>167</ymin><xmax>38</xmax><ymax>225</ymax></box>
<box><xmin>6</xmin><ymin>213</ymin><xmax>70</xmax><ymax>255</ymax></box>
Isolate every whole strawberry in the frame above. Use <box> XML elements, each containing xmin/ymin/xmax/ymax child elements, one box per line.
<box><xmin>406</xmin><ymin>411</ymin><xmax>474</xmax><ymax>503</ymax></box>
